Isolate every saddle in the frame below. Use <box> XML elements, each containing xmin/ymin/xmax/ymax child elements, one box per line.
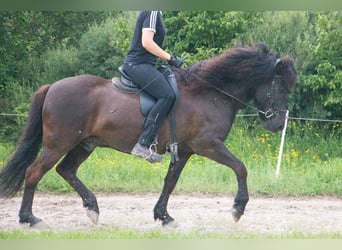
<box><xmin>111</xmin><ymin>65</ymin><xmax>180</xmax><ymax>162</ymax></box>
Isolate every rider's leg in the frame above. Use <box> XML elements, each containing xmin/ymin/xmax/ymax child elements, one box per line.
<box><xmin>123</xmin><ymin>63</ymin><xmax>176</xmax><ymax>163</ymax></box>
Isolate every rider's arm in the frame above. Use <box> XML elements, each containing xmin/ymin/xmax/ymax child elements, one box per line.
<box><xmin>141</xmin><ymin>30</ymin><xmax>171</xmax><ymax>62</ymax></box>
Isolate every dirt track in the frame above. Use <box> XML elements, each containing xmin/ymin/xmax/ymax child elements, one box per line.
<box><xmin>1</xmin><ymin>192</ymin><xmax>342</xmax><ymax>235</ymax></box>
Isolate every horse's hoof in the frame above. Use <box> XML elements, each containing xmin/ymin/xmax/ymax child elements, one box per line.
<box><xmin>31</xmin><ymin>220</ymin><xmax>49</xmax><ymax>229</ymax></box>
<box><xmin>19</xmin><ymin>215</ymin><xmax>43</xmax><ymax>227</ymax></box>
<box><xmin>163</xmin><ymin>219</ymin><xmax>178</xmax><ymax>228</ymax></box>
<box><xmin>154</xmin><ymin>212</ymin><xmax>175</xmax><ymax>226</ymax></box>
<box><xmin>231</xmin><ymin>208</ymin><xmax>243</xmax><ymax>223</ymax></box>
<box><xmin>161</xmin><ymin>215</ymin><xmax>175</xmax><ymax>226</ymax></box>
<box><xmin>86</xmin><ymin>209</ymin><xmax>99</xmax><ymax>224</ymax></box>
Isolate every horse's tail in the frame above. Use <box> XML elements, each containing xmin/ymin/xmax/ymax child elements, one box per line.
<box><xmin>0</xmin><ymin>84</ymin><xmax>50</xmax><ymax>198</ymax></box>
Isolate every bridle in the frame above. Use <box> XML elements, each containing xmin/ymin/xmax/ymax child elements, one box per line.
<box><xmin>258</xmin><ymin>74</ymin><xmax>288</xmax><ymax>119</ymax></box>
<box><xmin>213</xmin><ymin>74</ymin><xmax>285</xmax><ymax>119</ymax></box>
<box><xmin>178</xmin><ymin>59</ymin><xmax>286</xmax><ymax>119</ymax></box>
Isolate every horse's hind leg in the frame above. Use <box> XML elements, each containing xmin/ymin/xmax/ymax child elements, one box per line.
<box><xmin>154</xmin><ymin>153</ymin><xmax>191</xmax><ymax>225</ymax></box>
<box><xmin>55</xmin><ymin>145</ymin><xmax>99</xmax><ymax>224</ymax></box>
<box><xmin>19</xmin><ymin>148</ymin><xmax>62</xmax><ymax>226</ymax></box>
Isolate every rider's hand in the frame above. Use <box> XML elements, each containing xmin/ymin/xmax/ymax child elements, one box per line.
<box><xmin>168</xmin><ymin>55</ymin><xmax>184</xmax><ymax>68</ymax></box>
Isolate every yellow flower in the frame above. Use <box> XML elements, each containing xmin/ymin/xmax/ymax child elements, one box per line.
<box><xmin>259</xmin><ymin>137</ymin><xmax>266</xmax><ymax>143</ymax></box>
<box><xmin>290</xmin><ymin>149</ymin><xmax>299</xmax><ymax>158</ymax></box>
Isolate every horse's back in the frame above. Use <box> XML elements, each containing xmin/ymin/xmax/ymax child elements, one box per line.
<box><xmin>47</xmin><ymin>74</ymin><xmax>108</xmax><ymax>95</ymax></box>
<box><xmin>43</xmin><ymin>74</ymin><xmax>108</xmax><ymax>117</ymax></box>
<box><xmin>41</xmin><ymin>74</ymin><xmax>142</xmax><ymax>152</ymax></box>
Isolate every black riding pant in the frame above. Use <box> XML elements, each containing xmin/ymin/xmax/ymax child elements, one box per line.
<box><xmin>123</xmin><ymin>63</ymin><xmax>176</xmax><ymax>147</ymax></box>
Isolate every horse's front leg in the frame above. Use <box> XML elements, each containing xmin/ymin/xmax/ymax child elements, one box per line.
<box><xmin>154</xmin><ymin>153</ymin><xmax>191</xmax><ymax>225</ymax></box>
<box><xmin>196</xmin><ymin>139</ymin><xmax>249</xmax><ymax>222</ymax></box>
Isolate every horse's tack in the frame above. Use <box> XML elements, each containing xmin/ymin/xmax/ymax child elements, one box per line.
<box><xmin>111</xmin><ymin>66</ymin><xmax>180</xmax><ymax>162</ymax></box>
<box><xmin>111</xmin><ymin>70</ymin><xmax>156</xmax><ymax>116</ymax></box>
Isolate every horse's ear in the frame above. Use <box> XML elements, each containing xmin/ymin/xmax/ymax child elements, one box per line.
<box><xmin>275</xmin><ymin>59</ymin><xmax>284</xmax><ymax>75</ymax></box>
<box><xmin>275</xmin><ymin>56</ymin><xmax>297</xmax><ymax>90</ymax></box>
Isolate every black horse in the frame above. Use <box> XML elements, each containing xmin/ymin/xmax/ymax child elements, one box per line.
<box><xmin>0</xmin><ymin>43</ymin><xmax>296</xmax><ymax>227</ymax></box>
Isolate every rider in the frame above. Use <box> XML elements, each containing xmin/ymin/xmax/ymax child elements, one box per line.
<box><xmin>123</xmin><ymin>11</ymin><xmax>184</xmax><ymax>163</ymax></box>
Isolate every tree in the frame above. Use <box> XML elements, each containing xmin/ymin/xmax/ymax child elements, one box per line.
<box><xmin>40</xmin><ymin>11</ymin><xmax>137</xmax><ymax>83</ymax></box>
<box><xmin>163</xmin><ymin>11</ymin><xmax>262</xmax><ymax>63</ymax></box>
<box><xmin>303</xmin><ymin>12</ymin><xmax>342</xmax><ymax>119</ymax></box>
<box><xmin>0</xmin><ymin>11</ymin><xmax>119</xmax><ymax>141</ymax></box>
<box><xmin>77</xmin><ymin>12</ymin><xmax>136</xmax><ymax>79</ymax></box>
<box><xmin>0</xmin><ymin>11</ymin><xmax>116</xmax><ymax>91</ymax></box>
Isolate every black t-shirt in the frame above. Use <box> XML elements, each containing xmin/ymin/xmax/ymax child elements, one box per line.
<box><xmin>124</xmin><ymin>11</ymin><xmax>166</xmax><ymax>65</ymax></box>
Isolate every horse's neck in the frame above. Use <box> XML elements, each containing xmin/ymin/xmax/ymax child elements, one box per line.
<box><xmin>225</xmin><ymin>82</ymin><xmax>253</xmax><ymax>103</ymax></box>
<box><xmin>199</xmin><ymin>72</ymin><xmax>253</xmax><ymax>109</ymax></box>
<box><xmin>179</xmin><ymin>61</ymin><xmax>254</xmax><ymax>110</ymax></box>
<box><xmin>198</xmin><ymin>62</ymin><xmax>254</xmax><ymax>104</ymax></box>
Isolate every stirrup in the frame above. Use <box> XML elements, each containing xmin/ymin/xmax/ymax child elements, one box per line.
<box><xmin>146</xmin><ymin>141</ymin><xmax>161</xmax><ymax>163</ymax></box>
<box><xmin>149</xmin><ymin>141</ymin><xmax>158</xmax><ymax>155</ymax></box>
<box><xmin>131</xmin><ymin>143</ymin><xmax>162</xmax><ymax>163</ymax></box>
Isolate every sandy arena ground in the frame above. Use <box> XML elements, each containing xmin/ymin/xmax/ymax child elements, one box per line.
<box><xmin>1</xmin><ymin>192</ymin><xmax>342</xmax><ymax>235</ymax></box>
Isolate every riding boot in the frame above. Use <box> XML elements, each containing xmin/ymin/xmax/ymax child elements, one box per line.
<box><xmin>131</xmin><ymin>143</ymin><xmax>162</xmax><ymax>163</ymax></box>
<box><xmin>131</xmin><ymin>115</ymin><xmax>162</xmax><ymax>163</ymax></box>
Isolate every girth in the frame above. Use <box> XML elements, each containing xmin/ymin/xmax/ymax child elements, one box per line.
<box><xmin>111</xmin><ymin>66</ymin><xmax>180</xmax><ymax>162</ymax></box>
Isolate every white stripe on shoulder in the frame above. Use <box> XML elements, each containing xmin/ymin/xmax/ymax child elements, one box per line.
<box><xmin>149</xmin><ymin>11</ymin><xmax>158</xmax><ymax>30</ymax></box>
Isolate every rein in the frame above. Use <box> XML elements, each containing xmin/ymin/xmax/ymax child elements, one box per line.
<box><xmin>177</xmin><ymin>67</ymin><xmax>283</xmax><ymax>119</ymax></box>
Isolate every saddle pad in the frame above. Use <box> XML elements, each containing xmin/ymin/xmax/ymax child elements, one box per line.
<box><xmin>112</xmin><ymin>77</ymin><xmax>139</xmax><ymax>94</ymax></box>
<box><xmin>111</xmin><ymin>77</ymin><xmax>156</xmax><ymax>116</ymax></box>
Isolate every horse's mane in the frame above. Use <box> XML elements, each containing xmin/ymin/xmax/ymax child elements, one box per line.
<box><xmin>175</xmin><ymin>43</ymin><xmax>279</xmax><ymax>93</ymax></box>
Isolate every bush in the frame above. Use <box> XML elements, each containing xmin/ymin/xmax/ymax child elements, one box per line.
<box><xmin>40</xmin><ymin>44</ymin><xmax>81</xmax><ymax>84</ymax></box>
<box><xmin>239</xmin><ymin>11</ymin><xmax>342</xmax><ymax>120</ymax></box>
<box><xmin>0</xmin><ymin>80</ymin><xmax>33</xmax><ymax>142</ymax></box>
<box><xmin>303</xmin><ymin>12</ymin><xmax>342</xmax><ymax>119</ymax></box>
<box><xmin>78</xmin><ymin>13</ymin><xmax>135</xmax><ymax>78</ymax></box>
<box><xmin>40</xmin><ymin>13</ymin><xmax>136</xmax><ymax>83</ymax></box>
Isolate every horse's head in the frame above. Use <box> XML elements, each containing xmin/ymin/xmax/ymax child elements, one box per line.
<box><xmin>255</xmin><ymin>55</ymin><xmax>297</xmax><ymax>132</ymax></box>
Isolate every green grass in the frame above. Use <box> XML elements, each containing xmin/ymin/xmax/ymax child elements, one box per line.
<box><xmin>1</xmin><ymin>228</ymin><xmax>341</xmax><ymax>239</ymax></box>
<box><xmin>1</xmin><ymin>118</ymin><xmax>341</xmax><ymax>196</ymax></box>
